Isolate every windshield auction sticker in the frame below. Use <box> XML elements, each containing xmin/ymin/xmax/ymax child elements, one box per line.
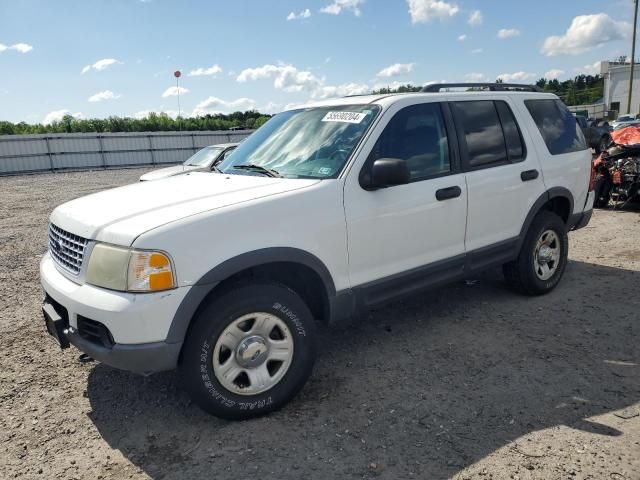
<box><xmin>321</xmin><ymin>111</ymin><xmax>367</xmax><ymax>124</ymax></box>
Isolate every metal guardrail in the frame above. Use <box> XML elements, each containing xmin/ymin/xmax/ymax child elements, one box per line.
<box><xmin>0</xmin><ymin>130</ymin><xmax>254</xmax><ymax>175</ymax></box>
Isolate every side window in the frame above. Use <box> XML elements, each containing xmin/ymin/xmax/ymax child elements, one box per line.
<box><xmin>524</xmin><ymin>99</ymin><xmax>588</xmax><ymax>155</ymax></box>
<box><xmin>495</xmin><ymin>101</ymin><xmax>525</xmax><ymax>162</ymax></box>
<box><xmin>369</xmin><ymin>103</ymin><xmax>450</xmax><ymax>181</ymax></box>
<box><xmin>451</xmin><ymin>100</ymin><xmax>508</xmax><ymax>169</ymax></box>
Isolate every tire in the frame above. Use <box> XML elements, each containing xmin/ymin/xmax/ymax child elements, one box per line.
<box><xmin>503</xmin><ymin>211</ymin><xmax>568</xmax><ymax>296</ymax></box>
<box><xmin>179</xmin><ymin>283</ymin><xmax>317</xmax><ymax>420</ymax></box>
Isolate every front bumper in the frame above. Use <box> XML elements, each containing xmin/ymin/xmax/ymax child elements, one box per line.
<box><xmin>66</xmin><ymin>330</ymin><xmax>181</xmax><ymax>374</ymax></box>
<box><xmin>40</xmin><ymin>253</ymin><xmax>189</xmax><ymax>374</ymax></box>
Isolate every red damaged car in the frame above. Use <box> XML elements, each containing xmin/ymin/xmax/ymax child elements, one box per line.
<box><xmin>593</xmin><ymin>126</ymin><xmax>640</xmax><ymax>208</ymax></box>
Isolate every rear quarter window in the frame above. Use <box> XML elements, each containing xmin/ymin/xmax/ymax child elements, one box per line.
<box><xmin>524</xmin><ymin>99</ymin><xmax>588</xmax><ymax>155</ymax></box>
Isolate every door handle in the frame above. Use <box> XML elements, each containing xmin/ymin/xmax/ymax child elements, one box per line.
<box><xmin>435</xmin><ymin>186</ymin><xmax>462</xmax><ymax>201</ymax></box>
<box><xmin>521</xmin><ymin>169</ymin><xmax>539</xmax><ymax>182</ymax></box>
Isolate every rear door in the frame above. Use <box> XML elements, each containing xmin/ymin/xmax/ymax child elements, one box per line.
<box><xmin>451</xmin><ymin>99</ymin><xmax>546</xmax><ymax>255</ymax></box>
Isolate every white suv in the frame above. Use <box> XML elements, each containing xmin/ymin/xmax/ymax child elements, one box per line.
<box><xmin>40</xmin><ymin>84</ymin><xmax>595</xmax><ymax>419</ymax></box>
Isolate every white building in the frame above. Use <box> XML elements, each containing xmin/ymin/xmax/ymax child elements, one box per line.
<box><xmin>602</xmin><ymin>60</ymin><xmax>640</xmax><ymax>116</ymax></box>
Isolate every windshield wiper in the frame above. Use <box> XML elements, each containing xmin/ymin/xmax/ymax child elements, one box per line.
<box><xmin>233</xmin><ymin>164</ymin><xmax>281</xmax><ymax>178</ymax></box>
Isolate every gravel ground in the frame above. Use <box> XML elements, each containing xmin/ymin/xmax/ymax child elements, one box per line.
<box><xmin>0</xmin><ymin>168</ymin><xmax>638</xmax><ymax>480</ymax></box>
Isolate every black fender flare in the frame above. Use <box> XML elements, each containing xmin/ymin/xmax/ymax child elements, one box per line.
<box><xmin>517</xmin><ymin>187</ymin><xmax>574</xmax><ymax>251</ymax></box>
<box><xmin>165</xmin><ymin>247</ymin><xmax>336</xmax><ymax>344</ymax></box>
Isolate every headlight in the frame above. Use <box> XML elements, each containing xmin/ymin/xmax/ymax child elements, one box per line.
<box><xmin>86</xmin><ymin>243</ymin><xmax>175</xmax><ymax>292</ymax></box>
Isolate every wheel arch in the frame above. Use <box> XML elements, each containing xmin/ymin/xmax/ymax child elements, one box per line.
<box><xmin>518</xmin><ymin>188</ymin><xmax>574</xmax><ymax>250</ymax></box>
<box><xmin>166</xmin><ymin>248</ymin><xmax>337</xmax><ymax>347</ymax></box>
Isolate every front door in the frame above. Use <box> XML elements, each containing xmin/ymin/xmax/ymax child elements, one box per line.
<box><xmin>343</xmin><ymin>101</ymin><xmax>468</xmax><ymax>301</ymax></box>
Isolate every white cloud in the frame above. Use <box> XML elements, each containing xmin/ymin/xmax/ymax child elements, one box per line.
<box><xmin>465</xmin><ymin>72</ymin><xmax>488</xmax><ymax>82</ymax></box>
<box><xmin>261</xmin><ymin>102</ymin><xmax>282</xmax><ymax>114</ymax></box>
<box><xmin>43</xmin><ymin>110</ymin><xmax>84</xmax><ymax>124</ymax></box>
<box><xmin>577</xmin><ymin>61</ymin><xmax>602</xmax><ymax>75</ymax></box>
<box><xmin>467</xmin><ymin>10</ymin><xmax>482</xmax><ymax>26</ymax></box>
<box><xmin>545</xmin><ymin>69</ymin><xmax>565</xmax><ymax>80</ymax></box>
<box><xmin>314</xmin><ymin>82</ymin><xmax>371</xmax><ymax>99</ymax></box>
<box><xmin>187</xmin><ymin>64</ymin><xmax>222</xmax><ymax>77</ymax></box>
<box><xmin>458</xmin><ymin>34</ymin><xmax>467</xmax><ymax>41</ymax></box>
<box><xmin>320</xmin><ymin>0</ymin><xmax>364</xmax><ymax>16</ymax></box>
<box><xmin>497</xmin><ymin>71</ymin><xmax>536</xmax><ymax>82</ymax></box>
<box><xmin>376</xmin><ymin>62</ymin><xmax>414</xmax><ymax>78</ymax></box>
<box><xmin>541</xmin><ymin>13</ymin><xmax>631</xmax><ymax>56</ymax></box>
<box><xmin>470</xmin><ymin>48</ymin><xmax>483</xmax><ymax>54</ymax></box>
<box><xmin>88</xmin><ymin>90</ymin><xmax>121</xmax><ymax>102</ymax></box>
<box><xmin>192</xmin><ymin>97</ymin><xmax>256</xmax><ymax>116</ymax></box>
<box><xmin>81</xmin><ymin>58</ymin><xmax>121</xmax><ymax>74</ymax></box>
<box><xmin>0</xmin><ymin>42</ymin><xmax>33</xmax><ymax>53</ymax></box>
<box><xmin>236</xmin><ymin>64</ymin><xmax>322</xmax><ymax>92</ymax></box>
<box><xmin>162</xmin><ymin>86</ymin><xmax>189</xmax><ymax>97</ymax></box>
<box><xmin>497</xmin><ymin>28</ymin><xmax>520</xmax><ymax>39</ymax></box>
<box><xmin>9</xmin><ymin>43</ymin><xmax>33</xmax><ymax>53</ymax></box>
<box><xmin>408</xmin><ymin>0</ymin><xmax>459</xmax><ymax>24</ymax></box>
<box><xmin>287</xmin><ymin>8</ymin><xmax>311</xmax><ymax>20</ymax></box>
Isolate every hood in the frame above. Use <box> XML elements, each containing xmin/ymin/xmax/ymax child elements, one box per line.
<box><xmin>139</xmin><ymin>164</ymin><xmax>201</xmax><ymax>181</ymax></box>
<box><xmin>51</xmin><ymin>172</ymin><xmax>319</xmax><ymax>246</ymax></box>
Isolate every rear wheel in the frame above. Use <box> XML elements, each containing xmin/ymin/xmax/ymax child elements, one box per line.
<box><xmin>503</xmin><ymin>211</ymin><xmax>568</xmax><ymax>295</ymax></box>
<box><xmin>179</xmin><ymin>283</ymin><xmax>317</xmax><ymax>420</ymax></box>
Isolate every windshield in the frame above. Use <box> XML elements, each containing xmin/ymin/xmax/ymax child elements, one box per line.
<box><xmin>618</xmin><ymin>116</ymin><xmax>635</xmax><ymax>122</ymax></box>
<box><xmin>218</xmin><ymin>105</ymin><xmax>380</xmax><ymax>179</ymax></box>
<box><xmin>184</xmin><ymin>146</ymin><xmax>224</xmax><ymax>166</ymax></box>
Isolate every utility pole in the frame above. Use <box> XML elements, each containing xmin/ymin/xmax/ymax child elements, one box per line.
<box><xmin>174</xmin><ymin>70</ymin><xmax>182</xmax><ymax>131</ymax></box>
<box><xmin>627</xmin><ymin>0</ymin><xmax>639</xmax><ymax>114</ymax></box>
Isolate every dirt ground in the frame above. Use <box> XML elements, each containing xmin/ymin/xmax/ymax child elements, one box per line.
<box><xmin>0</xmin><ymin>168</ymin><xmax>638</xmax><ymax>480</ymax></box>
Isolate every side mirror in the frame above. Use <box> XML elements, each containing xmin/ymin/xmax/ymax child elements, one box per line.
<box><xmin>361</xmin><ymin>158</ymin><xmax>410</xmax><ymax>190</ymax></box>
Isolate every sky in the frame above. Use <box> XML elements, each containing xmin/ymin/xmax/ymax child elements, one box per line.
<box><xmin>0</xmin><ymin>0</ymin><xmax>636</xmax><ymax>124</ymax></box>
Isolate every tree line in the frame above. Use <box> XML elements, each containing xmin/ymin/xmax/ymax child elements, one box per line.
<box><xmin>1</xmin><ymin>73</ymin><xmax>606</xmax><ymax>135</ymax></box>
<box><xmin>0</xmin><ymin>111</ymin><xmax>271</xmax><ymax>136</ymax></box>
<box><xmin>372</xmin><ymin>74</ymin><xmax>605</xmax><ymax>106</ymax></box>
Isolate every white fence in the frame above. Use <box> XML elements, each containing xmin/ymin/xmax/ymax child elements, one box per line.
<box><xmin>0</xmin><ymin>130</ymin><xmax>254</xmax><ymax>175</ymax></box>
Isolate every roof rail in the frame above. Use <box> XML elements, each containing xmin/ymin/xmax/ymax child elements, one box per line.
<box><xmin>422</xmin><ymin>83</ymin><xmax>543</xmax><ymax>93</ymax></box>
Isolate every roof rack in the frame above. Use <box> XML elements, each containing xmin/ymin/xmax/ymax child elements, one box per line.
<box><xmin>421</xmin><ymin>83</ymin><xmax>543</xmax><ymax>93</ymax></box>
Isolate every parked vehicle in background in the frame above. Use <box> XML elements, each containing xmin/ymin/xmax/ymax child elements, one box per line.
<box><xmin>574</xmin><ymin>115</ymin><xmax>611</xmax><ymax>153</ymax></box>
<box><xmin>40</xmin><ymin>84</ymin><xmax>594</xmax><ymax>420</ymax></box>
<box><xmin>611</xmin><ymin>114</ymin><xmax>640</xmax><ymax>131</ymax></box>
<box><xmin>139</xmin><ymin>143</ymin><xmax>238</xmax><ymax>181</ymax></box>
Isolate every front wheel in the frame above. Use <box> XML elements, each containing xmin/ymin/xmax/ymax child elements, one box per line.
<box><xmin>179</xmin><ymin>283</ymin><xmax>317</xmax><ymax>420</ymax></box>
<box><xmin>503</xmin><ymin>211</ymin><xmax>568</xmax><ymax>295</ymax></box>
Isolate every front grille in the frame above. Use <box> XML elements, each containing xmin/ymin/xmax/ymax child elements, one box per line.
<box><xmin>48</xmin><ymin>224</ymin><xmax>89</xmax><ymax>275</ymax></box>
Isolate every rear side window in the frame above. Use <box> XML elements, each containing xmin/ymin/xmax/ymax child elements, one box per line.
<box><xmin>451</xmin><ymin>100</ymin><xmax>525</xmax><ymax>169</ymax></box>
<box><xmin>525</xmin><ymin>99</ymin><xmax>588</xmax><ymax>155</ymax></box>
